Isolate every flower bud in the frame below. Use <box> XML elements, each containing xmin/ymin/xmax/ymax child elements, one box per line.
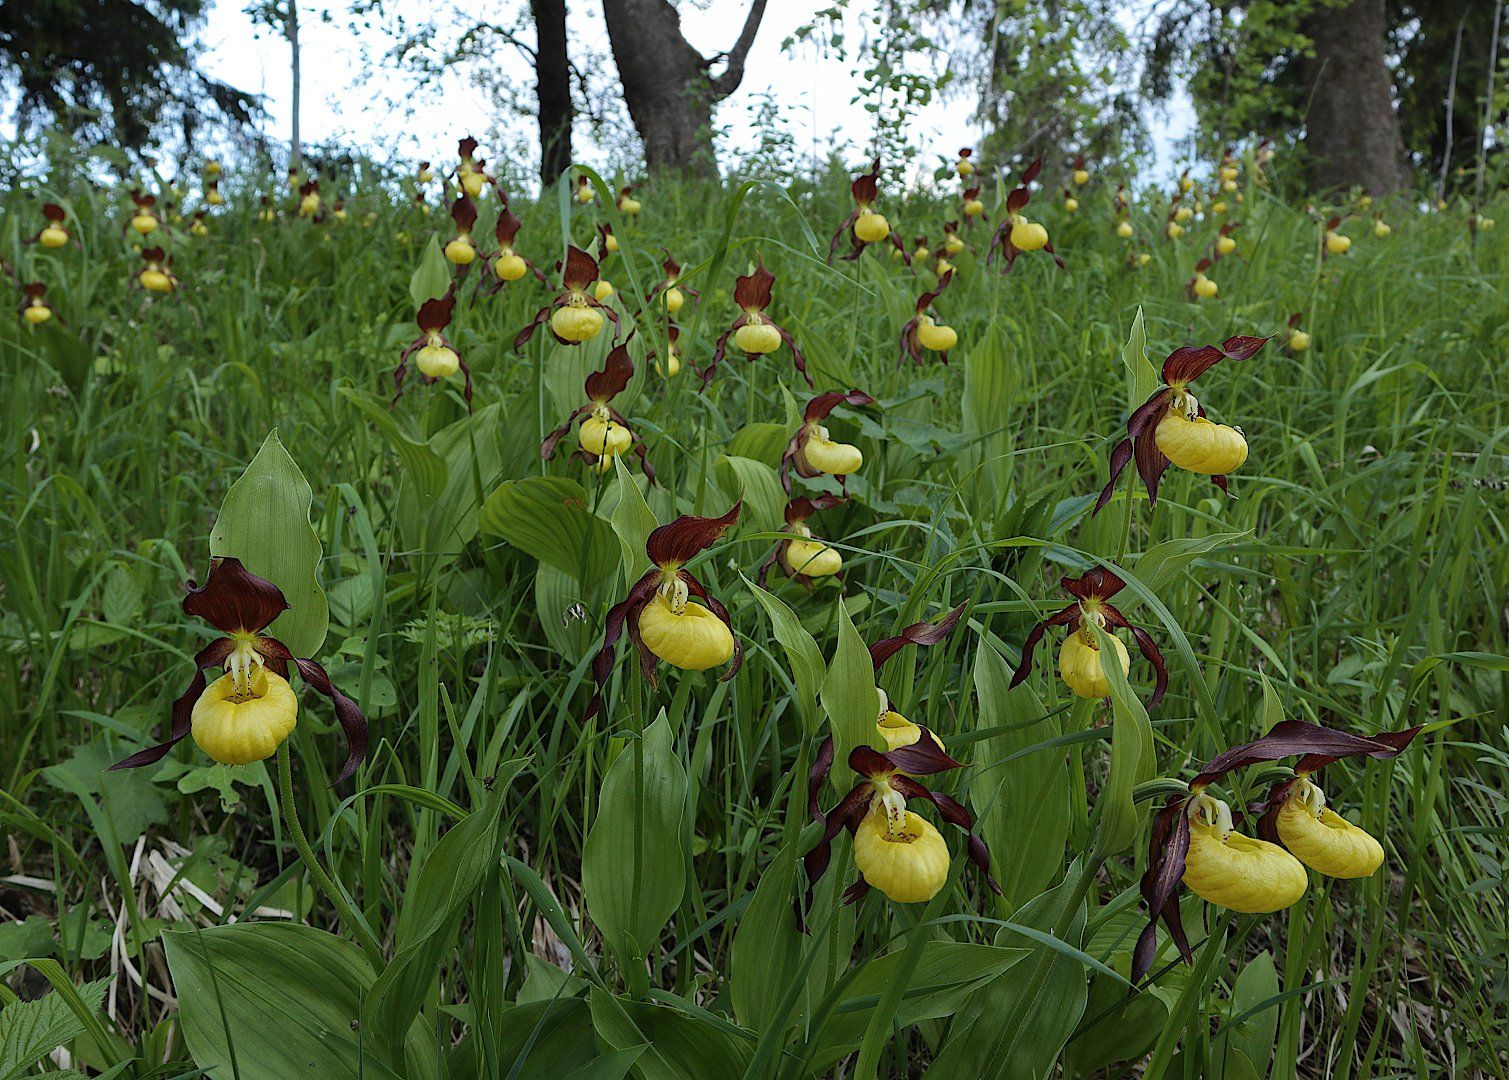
<box><xmin>594</xmin><ymin>280</ymin><xmax>615</xmax><ymax>301</ymax></box>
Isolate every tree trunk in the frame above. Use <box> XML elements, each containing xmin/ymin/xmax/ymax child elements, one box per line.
<box><xmin>288</xmin><ymin>0</ymin><xmax>301</xmax><ymax>170</ymax></box>
<box><xmin>600</xmin><ymin>0</ymin><xmax>767</xmax><ymax>176</ymax></box>
<box><xmin>532</xmin><ymin>0</ymin><xmax>573</xmax><ymax>187</ymax></box>
<box><xmin>1302</xmin><ymin>0</ymin><xmax>1407</xmax><ymax>195</ymax></box>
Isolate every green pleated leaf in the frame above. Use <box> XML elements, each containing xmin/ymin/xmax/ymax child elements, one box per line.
<box><xmin>714</xmin><ymin>455</ymin><xmax>785</xmax><ymax>537</ymax></box>
<box><xmin>742</xmin><ymin>576</ymin><xmax>825</xmax><ymax>733</ymax></box>
<box><xmin>409</xmin><ymin>236</ymin><xmax>452</xmax><ymax>308</ymax></box>
<box><xmin>820</xmin><ymin>600</ymin><xmax>881</xmax><ymax>790</ymax></box>
<box><xmin>1091</xmin><ymin>621</ymin><xmax>1155</xmax><ymax>858</ymax></box>
<box><xmin>581</xmin><ymin>714</ymin><xmax>687</xmax><ymax>972</ymax></box>
<box><xmin>208</xmin><ymin>431</ymin><xmax>328</xmax><ymax>657</ymax></box>
<box><xmin>610</xmin><ymin>455</ymin><xmax>659</xmax><ymax>587</ymax></box>
<box><xmin>163</xmin><ymin>923</ymin><xmax>438</xmax><ymax>1080</ymax></box>
<box><xmin>478</xmin><ymin>476</ymin><xmax>621</xmax><ymax>586</ymax></box>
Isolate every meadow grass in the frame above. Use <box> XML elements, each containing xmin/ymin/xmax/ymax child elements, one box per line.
<box><xmin>1</xmin><ymin>148</ymin><xmax>1506</xmax><ymax>1077</ymax></box>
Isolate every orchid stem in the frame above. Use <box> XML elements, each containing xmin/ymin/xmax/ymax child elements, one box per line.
<box><xmin>276</xmin><ymin>743</ymin><xmax>383</xmax><ymax>965</ymax></box>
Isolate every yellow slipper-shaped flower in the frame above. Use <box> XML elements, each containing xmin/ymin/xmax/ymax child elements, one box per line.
<box><xmin>1183</xmin><ymin>806</ymin><xmax>1307</xmax><ymax>913</ymax></box>
<box><xmin>853</xmin><ymin>808</ymin><xmax>951</xmax><ymax>903</ymax></box>
<box><xmin>192</xmin><ymin>667</ymin><xmax>299</xmax><ymax>766</ymax></box>
<box><xmin>637</xmin><ymin>594</ymin><xmax>734</xmax><ymax>671</ymax></box>
<box><xmin>785</xmin><ymin>536</ymin><xmax>842</xmax><ymax>578</ymax></box>
<box><xmin>1154</xmin><ymin>411</ymin><xmax>1248</xmax><ymax>475</ymax></box>
<box><xmin>1275</xmin><ymin>782</ymin><xmax>1384</xmax><ymax>878</ymax></box>
<box><xmin>1058</xmin><ymin>632</ymin><xmax>1130</xmax><ymax>699</ymax></box>
<box><xmin>802</xmin><ymin>433</ymin><xmax>863</xmax><ymax>476</ymax></box>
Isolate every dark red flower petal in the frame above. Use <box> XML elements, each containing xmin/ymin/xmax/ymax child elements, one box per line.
<box><xmin>416</xmin><ymin>289</ymin><xmax>457</xmax><ymax>333</ymax></box>
<box><xmin>182</xmin><ymin>557</ymin><xmax>290</xmax><ymax>634</ymax></box>
<box><xmin>1062</xmin><ymin>566</ymin><xmax>1126</xmax><ymax>602</ymax></box>
<box><xmin>645</xmin><ymin>500</ymin><xmax>741</xmax><ymax>567</ymax></box>
<box><xmin>585</xmin><ymin>570</ymin><xmax>662</xmax><ymax>720</ymax></box>
<box><xmin>561</xmin><ymin>246</ymin><xmax>600</xmax><ymax>290</ymax></box>
<box><xmin>1132</xmin><ymin>797</ymin><xmax>1193</xmax><ymax>984</ymax></box>
<box><xmin>803</xmin><ymin>389</ymin><xmax>875</xmax><ymax>424</ymax></box>
<box><xmin>869</xmin><ymin>602</ymin><xmax>968</xmax><ymax>670</ymax></box>
<box><xmin>1007</xmin><ymin>605</ymin><xmax>1077</xmax><ymax>688</ymax></box>
<box><xmin>850</xmin><ymin>159</ymin><xmax>880</xmax><ymax>205</ymax></box>
<box><xmin>293</xmin><ymin>658</ymin><xmax>367</xmax><ymax>783</ymax></box>
<box><xmin>109</xmin><ymin>637</ymin><xmax>235</xmax><ymax>771</ymax></box>
<box><xmin>585</xmin><ymin>339</ymin><xmax>635</xmax><ymax>402</ymax></box>
<box><xmin>495</xmin><ymin>208</ymin><xmax>522</xmax><ymax>245</ymax></box>
<box><xmin>1191</xmin><ymin>721</ymin><xmax>1412</xmax><ymax>791</ymax></box>
<box><xmin>733</xmin><ymin>260</ymin><xmax>775</xmax><ymax>311</ymax></box>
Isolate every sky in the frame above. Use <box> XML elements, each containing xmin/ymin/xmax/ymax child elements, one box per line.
<box><xmin>196</xmin><ymin>0</ymin><xmax>1196</xmax><ymax>184</ymax></box>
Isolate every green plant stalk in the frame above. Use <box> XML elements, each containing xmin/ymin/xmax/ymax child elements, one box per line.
<box><xmin>276</xmin><ymin>743</ymin><xmax>383</xmax><ymax>965</ymax></box>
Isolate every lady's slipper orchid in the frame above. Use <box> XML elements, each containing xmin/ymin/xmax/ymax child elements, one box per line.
<box><xmin>33</xmin><ymin>204</ymin><xmax>73</xmax><ymax>248</ymax></box>
<box><xmin>514</xmin><ymin>246</ymin><xmax>619</xmax><ymax>349</ymax></box>
<box><xmin>900</xmin><ymin>270</ymin><xmax>957</xmax><ymax>364</ymax></box>
<box><xmin>649</xmin><ymin>251</ymin><xmax>697</xmax><ymax>315</ymax></box>
<box><xmin>1285</xmin><ymin>312</ymin><xmax>1310</xmax><ymax>352</ymax></box>
<box><xmin>1094</xmin><ymin>335</ymin><xmax>1268</xmax><ymax>512</ymax></box>
<box><xmin>1071</xmin><ymin>154</ymin><xmax>1090</xmax><ymax>186</ymax></box>
<box><xmin>865</xmin><ymin>602</ymin><xmax>969</xmax><ymax>752</ymax></box>
<box><xmin>828</xmin><ymin>160</ymin><xmax>906</xmax><ymax>263</ymax></box>
<box><xmin>989</xmin><ymin>159</ymin><xmax>1064</xmax><ymax>271</ymax></box>
<box><xmin>585</xmin><ymin>502</ymin><xmax>743</xmax><ymax>719</ymax></box>
<box><xmin>393</xmin><ymin>287</ymin><xmax>472</xmax><ymax>406</ymax></box>
<box><xmin>943</xmin><ymin>222</ymin><xmax>966</xmax><ymax>253</ymax></box>
<box><xmin>1010</xmin><ymin>567</ymin><xmax>1167</xmax><ymax>706</ymax></box>
<box><xmin>1132</xmin><ymin>721</ymin><xmax>1419</xmax><ymax>983</ymax></box>
<box><xmin>617</xmin><ymin>185</ymin><xmax>642</xmax><ymax>215</ymax></box>
<box><xmin>452</xmin><ymin>137</ymin><xmax>493</xmax><ymax>199</ymax></box>
<box><xmin>476</xmin><ymin>206</ymin><xmax>547</xmax><ymax>297</ymax></box>
<box><xmin>1188</xmin><ymin>259</ymin><xmax>1219</xmax><ymax>300</ymax></box>
<box><xmin>575</xmin><ymin>174</ymin><xmax>596</xmax><ymax>206</ymax></box>
<box><xmin>137</xmin><ymin>247</ymin><xmax>177</xmax><ymax>294</ymax></box>
<box><xmin>1062</xmin><ymin>189</ymin><xmax>1080</xmax><ymax>213</ymax></box>
<box><xmin>190</xmin><ymin>210</ymin><xmax>209</xmax><ymax>238</ymax></box>
<box><xmin>961</xmin><ymin>185</ymin><xmax>985</xmax><ymax>219</ymax></box>
<box><xmin>656</xmin><ymin>324</ymin><xmax>683</xmax><ymax>377</ymax></box>
<box><xmin>704</xmin><ymin>260</ymin><xmax>809</xmax><ymax>387</ymax></box>
<box><xmin>781</xmin><ymin>389</ymin><xmax>875</xmax><ymax>493</ymax></box>
<box><xmin>128</xmin><ymin>190</ymin><xmax>161</xmax><ymax>235</ymax></box>
<box><xmin>110</xmin><ymin>557</ymin><xmax>367</xmax><ymax>781</ymax></box>
<box><xmin>258</xmin><ymin>196</ymin><xmax>277</xmax><ymax>222</ymax></box>
<box><xmin>955</xmin><ymin>147</ymin><xmax>976</xmax><ymax>178</ymax></box>
<box><xmin>757</xmin><ymin>494</ymin><xmax>846</xmax><ymax>587</ymax></box>
<box><xmin>444</xmin><ymin>195</ymin><xmax>479</xmax><ymax>266</ymax></box>
<box><xmin>598</xmin><ymin>222</ymin><xmax>619</xmax><ymax>255</ymax></box>
<box><xmin>910</xmin><ymin>236</ymin><xmax>932</xmax><ymax>263</ymax></box>
<box><xmin>298</xmin><ymin>180</ymin><xmax>321</xmax><ymax>218</ymax></box>
<box><xmin>541</xmin><ymin>338</ymin><xmax>655</xmax><ymax>480</ymax></box>
<box><xmin>1215</xmin><ymin>222</ymin><xmax>1239</xmax><ymax>255</ymax></box>
<box><xmin>1373</xmin><ymin>217</ymin><xmax>1391</xmax><ymax>238</ymax></box>
<box><xmin>19</xmin><ymin>283</ymin><xmax>53</xmax><ymax>325</ymax></box>
<box><xmin>801</xmin><ymin>739</ymin><xmax>998</xmax><ymax>910</ymax></box>
<box><xmin>1324</xmin><ymin>216</ymin><xmax>1351</xmax><ymax>255</ymax></box>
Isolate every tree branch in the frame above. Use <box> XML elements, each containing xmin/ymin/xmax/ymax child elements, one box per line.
<box><xmin>708</xmin><ymin>0</ymin><xmax>768</xmax><ymax>99</ymax></box>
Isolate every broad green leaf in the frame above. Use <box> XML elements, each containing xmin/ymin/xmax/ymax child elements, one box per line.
<box><xmin>535</xmin><ymin>563</ymin><xmax>595</xmax><ymax>663</ymax></box>
<box><xmin>725</xmin><ymin>422</ymin><xmax>790</xmax><ymax>466</ymax></box>
<box><xmin>1121</xmin><ymin>306</ymin><xmax>1158</xmax><ymax>406</ymax></box>
<box><xmin>582</xmin><ymin>715</ymin><xmax>687</xmax><ymax>972</ymax></box>
<box><xmin>1091</xmin><ymin>621</ymin><xmax>1155</xmax><ymax>857</ymax></box>
<box><xmin>610</xmin><ymin>455</ymin><xmax>659</xmax><ymax>586</ymax></box>
<box><xmin>820</xmin><ymin>599</ymin><xmax>881</xmax><ymax>790</ymax></box>
<box><xmin>43</xmin><ymin>741</ymin><xmax>167</xmax><ymax>847</ymax></box>
<box><xmin>742</xmin><ymin>576</ymin><xmax>825</xmax><ymax>733</ymax></box>
<box><xmin>1130</xmin><ymin>531</ymin><xmax>1245</xmax><ymax>601</ymax></box>
<box><xmin>587</xmin><ymin>990</ymin><xmax>751</xmax><ymax>1079</ymax></box>
<box><xmin>728</xmin><ymin>843</ymin><xmax>804</xmax><ymax>1033</ymax></box>
<box><xmin>414</xmin><ymin>402</ymin><xmax>506</xmax><ymax>564</ymax></box>
<box><xmin>494</xmin><ymin>999</ymin><xmax>599</xmax><ymax>1075</ymax></box>
<box><xmin>808</xmin><ymin>942</ymin><xmax>1027</xmax><ymax>1074</ymax></box>
<box><xmin>208</xmin><ymin>431</ymin><xmax>328</xmax><ymax>657</ymax></box>
<box><xmin>973</xmin><ymin>639</ymin><xmax>1070</xmax><ymax>908</ymax></box>
<box><xmin>409</xmin><ymin>236</ymin><xmax>452</xmax><ymax>307</ymax></box>
<box><xmin>714</xmin><ymin>455</ymin><xmax>784</xmax><ymax>537</ymax></box>
<box><xmin>1229</xmin><ymin>950</ymin><xmax>1280</xmax><ymax>1067</ymax></box>
<box><xmin>163</xmin><ymin>923</ymin><xmax>437</xmax><ymax>1080</ymax></box>
<box><xmin>478</xmin><ymin>476</ymin><xmax>621</xmax><ymax>586</ymax></box>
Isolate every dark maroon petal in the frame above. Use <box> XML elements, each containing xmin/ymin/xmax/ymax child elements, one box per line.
<box><xmin>1191</xmin><ymin>721</ymin><xmax>1411</xmax><ymax>790</ymax></box>
<box><xmin>734</xmin><ymin>261</ymin><xmax>776</xmax><ymax>311</ymax></box>
<box><xmin>773</xmin><ymin>324</ymin><xmax>812</xmax><ymax>387</ymax></box>
<box><xmin>450</xmin><ymin>196</ymin><xmax>478</xmax><ymax>232</ymax></box>
<box><xmin>561</xmin><ymin>246</ymin><xmax>600</xmax><ymax>290</ymax></box>
<box><xmin>1102</xmin><ymin>604</ymin><xmax>1168</xmax><ymax>708</ymax></box>
<box><xmin>1134</xmin><ymin>431</ymin><xmax>1173</xmax><ymax>508</ymax></box>
<box><xmin>1005</xmin><ymin>188</ymin><xmax>1029</xmax><ymax>214</ymax></box>
<box><xmin>645</xmin><ymin>500</ymin><xmax>741</xmax><ymax>567</ymax></box>
<box><xmin>827</xmin><ymin>211</ymin><xmax>860</xmax><ymax>264</ymax></box>
<box><xmin>1062</xmin><ymin>566</ymin><xmax>1126</xmax><ymax>602</ymax></box>
<box><xmin>1008</xmin><ymin>606</ymin><xmax>1076</xmax><ymax>688</ymax></box>
<box><xmin>416</xmin><ymin>290</ymin><xmax>457</xmax><ymax>333</ymax></box>
<box><xmin>869</xmin><ymin>602</ymin><xmax>969</xmax><ymax>670</ymax></box>
<box><xmin>1132</xmin><ymin>798</ymin><xmax>1193</xmax><ymax>984</ymax></box>
<box><xmin>513</xmin><ymin>302</ymin><xmax>555</xmax><ymax>352</ymax></box>
<box><xmin>799</xmin><ymin>778</ymin><xmax>876</xmax><ymax>925</ymax></box>
<box><xmin>23</xmin><ymin>283</ymin><xmax>46</xmax><ymax>299</ymax></box>
<box><xmin>1293</xmin><ymin>726</ymin><xmax>1422</xmax><ymax>775</ymax></box>
<box><xmin>803</xmin><ymin>389</ymin><xmax>875</xmax><ymax>423</ymax></box>
<box><xmin>458</xmin><ymin>136</ymin><xmax>478</xmax><ymax>158</ymax></box>
<box><xmin>631</xmin><ymin>442</ymin><xmax>657</xmax><ymax>485</ymax></box>
<box><xmin>841</xmin><ymin>878</ymin><xmax>872</xmax><ymax>906</ymax></box>
<box><xmin>878</xmin><ymin>736</ymin><xmax>964</xmax><ymax>777</ymax></box>
<box><xmin>585</xmin><ymin>339</ymin><xmax>635</xmax><ymax>402</ymax></box>
<box><xmin>1020</xmin><ymin>157</ymin><xmax>1042</xmax><ymax>185</ymax></box>
<box><xmin>585</xmin><ymin>571</ymin><xmax>661</xmax><ymax>720</ymax></box>
<box><xmin>541</xmin><ymin>405</ymin><xmax>591</xmax><ymax>460</ymax></box>
<box><xmin>495</xmin><ymin>208</ymin><xmax>522</xmax><ymax>245</ymax></box>
<box><xmin>182</xmin><ymin>558</ymin><xmax>290</xmax><ymax>634</ymax></box>
<box><xmin>896</xmin><ymin>780</ymin><xmax>1000</xmax><ymax>894</ymax></box>
<box><xmin>850</xmin><ymin>160</ymin><xmax>880</xmax><ymax>204</ymax></box>
<box><xmin>141</xmin><ymin>246</ymin><xmax>165</xmax><ymax>263</ymax></box>
<box><xmin>293</xmin><ymin>658</ymin><xmax>367</xmax><ymax>783</ymax></box>
<box><xmin>1093</xmin><ymin>438</ymin><xmax>1136</xmax><ymax>515</ymax></box>
<box><xmin>109</xmin><ymin>638</ymin><xmax>234</xmax><ymax>771</ymax></box>
<box><xmin>660</xmin><ymin>250</ymin><xmax>682</xmax><ymax>280</ymax></box>
<box><xmin>785</xmin><ymin>493</ymin><xmax>845</xmax><ymax>524</ymax></box>
<box><xmin>808</xmin><ymin>735</ymin><xmax>836</xmax><ymax>822</ymax></box>
<box><xmin>43</xmin><ymin>203</ymin><xmax>65</xmax><ymax>222</ymax></box>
